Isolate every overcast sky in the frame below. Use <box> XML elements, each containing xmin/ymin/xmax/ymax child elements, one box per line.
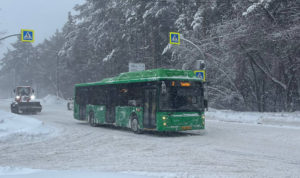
<box><xmin>0</xmin><ymin>0</ymin><xmax>85</xmax><ymax>58</ymax></box>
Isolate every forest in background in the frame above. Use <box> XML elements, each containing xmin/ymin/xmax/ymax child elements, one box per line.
<box><xmin>0</xmin><ymin>0</ymin><xmax>299</xmax><ymax>112</ymax></box>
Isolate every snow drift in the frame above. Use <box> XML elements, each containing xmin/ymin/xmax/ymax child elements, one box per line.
<box><xmin>0</xmin><ymin>110</ymin><xmax>52</xmax><ymax>142</ymax></box>
<box><xmin>206</xmin><ymin>108</ymin><xmax>300</xmax><ymax>128</ymax></box>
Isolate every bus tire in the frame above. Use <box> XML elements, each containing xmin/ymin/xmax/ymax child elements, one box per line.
<box><xmin>131</xmin><ymin>114</ymin><xmax>142</xmax><ymax>134</ymax></box>
<box><xmin>89</xmin><ymin>111</ymin><xmax>97</xmax><ymax>127</ymax></box>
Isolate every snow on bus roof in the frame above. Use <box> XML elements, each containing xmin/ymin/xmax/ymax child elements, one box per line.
<box><xmin>75</xmin><ymin>68</ymin><xmax>202</xmax><ymax>87</ymax></box>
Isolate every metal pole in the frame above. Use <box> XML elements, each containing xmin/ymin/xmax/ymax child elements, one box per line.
<box><xmin>57</xmin><ymin>53</ymin><xmax>60</xmax><ymax>99</ymax></box>
<box><xmin>181</xmin><ymin>37</ymin><xmax>208</xmax><ymax>103</ymax></box>
<box><xmin>56</xmin><ymin>53</ymin><xmax>59</xmax><ymax>99</ymax></box>
<box><xmin>0</xmin><ymin>34</ymin><xmax>21</xmax><ymax>41</ymax></box>
<box><xmin>181</xmin><ymin>36</ymin><xmax>205</xmax><ymax>60</ymax></box>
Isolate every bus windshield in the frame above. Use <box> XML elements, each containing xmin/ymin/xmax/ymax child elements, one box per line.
<box><xmin>159</xmin><ymin>83</ymin><xmax>203</xmax><ymax>112</ymax></box>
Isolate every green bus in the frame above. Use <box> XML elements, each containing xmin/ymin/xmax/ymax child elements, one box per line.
<box><xmin>73</xmin><ymin>68</ymin><xmax>207</xmax><ymax>133</ymax></box>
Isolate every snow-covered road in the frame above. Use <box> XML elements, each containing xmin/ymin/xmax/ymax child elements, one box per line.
<box><xmin>0</xmin><ymin>99</ymin><xmax>300</xmax><ymax>177</ymax></box>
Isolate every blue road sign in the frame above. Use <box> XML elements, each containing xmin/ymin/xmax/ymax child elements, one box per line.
<box><xmin>169</xmin><ymin>32</ymin><xmax>180</xmax><ymax>44</ymax></box>
<box><xmin>194</xmin><ymin>70</ymin><xmax>206</xmax><ymax>81</ymax></box>
<box><xmin>21</xmin><ymin>29</ymin><xmax>34</xmax><ymax>42</ymax></box>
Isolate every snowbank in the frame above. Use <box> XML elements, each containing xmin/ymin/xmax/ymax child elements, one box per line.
<box><xmin>40</xmin><ymin>94</ymin><xmax>67</xmax><ymax>105</ymax></box>
<box><xmin>0</xmin><ymin>110</ymin><xmax>52</xmax><ymax>142</ymax></box>
<box><xmin>206</xmin><ymin>108</ymin><xmax>300</xmax><ymax>127</ymax></box>
<box><xmin>0</xmin><ymin>167</ymin><xmax>174</xmax><ymax>178</ymax></box>
<box><xmin>0</xmin><ymin>167</ymin><xmax>40</xmax><ymax>176</ymax></box>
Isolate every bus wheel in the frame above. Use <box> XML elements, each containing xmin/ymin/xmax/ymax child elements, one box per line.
<box><xmin>89</xmin><ymin>111</ymin><xmax>96</xmax><ymax>127</ymax></box>
<box><xmin>131</xmin><ymin>115</ymin><xmax>142</xmax><ymax>134</ymax></box>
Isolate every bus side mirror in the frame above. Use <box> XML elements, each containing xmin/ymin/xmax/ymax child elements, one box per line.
<box><xmin>32</xmin><ymin>89</ymin><xmax>35</xmax><ymax>93</ymax></box>
<box><xmin>13</xmin><ymin>89</ymin><xmax>15</xmax><ymax>93</ymax></box>
<box><xmin>204</xmin><ymin>99</ymin><xmax>208</xmax><ymax>110</ymax></box>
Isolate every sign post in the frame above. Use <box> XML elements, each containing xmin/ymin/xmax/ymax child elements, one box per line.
<box><xmin>21</xmin><ymin>29</ymin><xmax>34</xmax><ymax>42</ymax></box>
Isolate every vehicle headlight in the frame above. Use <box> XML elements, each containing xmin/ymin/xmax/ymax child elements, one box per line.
<box><xmin>162</xmin><ymin>116</ymin><xmax>167</xmax><ymax>120</ymax></box>
<box><xmin>202</xmin><ymin>114</ymin><xmax>205</xmax><ymax>120</ymax></box>
<box><xmin>15</xmin><ymin>96</ymin><xmax>20</xmax><ymax>99</ymax></box>
<box><xmin>30</xmin><ymin>95</ymin><xmax>35</xmax><ymax>100</ymax></box>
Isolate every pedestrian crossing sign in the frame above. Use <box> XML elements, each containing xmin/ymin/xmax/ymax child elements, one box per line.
<box><xmin>169</xmin><ymin>32</ymin><xmax>180</xmax><ymax>45</ymax></box>
<box><xmin>194</xmin><ymin>70</ymin><xmax>206</xmax><ymax>81</ymax></box>
<box><xmin>21</xmin><ymin>29</ymin><xmax>34</xmax><ymax>42</ymax></box>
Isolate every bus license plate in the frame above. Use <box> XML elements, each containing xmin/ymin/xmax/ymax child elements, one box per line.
<box><xmin>181</xmin><ymin>126</ymin><xmax>191</xmax><ymax>130</ymax></box>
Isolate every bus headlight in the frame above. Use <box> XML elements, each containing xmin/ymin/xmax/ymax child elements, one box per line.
<box><xmin>163</xmin><ymin>122</ymin><xmax>167</xmax><ymax>126</ymax></box>
<box><xmin>162</xmin><ymin>116</ymin><xmax>167</xmax><ymax>120</ymax></box>
<box><xmin>15</xmin><ymin>96</ymin><xmax>20</xmax><ymax>100</ymax></box>
<box><xmin>30</xmin><ymin>95</ymin><xmax>35</xmax><ymax>100</ymax></box>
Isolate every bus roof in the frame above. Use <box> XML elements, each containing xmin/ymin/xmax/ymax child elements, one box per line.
<box><xmin>75</xmin><ymin>68</ymin><xmax>203</xmax><ymax>87</ymax></box>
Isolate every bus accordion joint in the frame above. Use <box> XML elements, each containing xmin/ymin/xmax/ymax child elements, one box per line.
<box><xmin>180</xmin><ymin>82</ymin><xmax>191</xmax><ymax>87</ymax></box>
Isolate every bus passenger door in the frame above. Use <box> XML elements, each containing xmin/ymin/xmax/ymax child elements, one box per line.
<box><xmin>106</xmin><ymin>88</ymin><xmax>116</xmax><ymax>123</ymax></box>
<box><xmin>143</xmin><ymin>89</ymin><xmax>157</xmax><ymax>129</ymax></box>
<box><xmin>79</xmin><ymin>105</ymin><xmax>86</xmax><ymax>120</ymax></box>
<box><xmin>78</xmin><ymin>91</ymin><xmax>88</xmax><ymax>120</ymax></box>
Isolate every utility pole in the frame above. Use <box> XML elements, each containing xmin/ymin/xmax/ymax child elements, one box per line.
<box><xmin>181</xmin><ymin>36</ymin><xmax>205</xmax><ymax>61</ymax></box>
<box><xmin>56</xmin><ymin>52</ymin><xmax>60</xmax><ymax>99</ymax></box>
<box><xmin>0</xmin><ymin>34</ymin><xmax>20</xmax><ymax>41</ymax></box>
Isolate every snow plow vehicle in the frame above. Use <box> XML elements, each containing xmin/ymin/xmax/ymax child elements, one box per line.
<box><xmin>11</xmin><ymin>86</ymin><xmax>42</xmax><ymax>114</ymax></box>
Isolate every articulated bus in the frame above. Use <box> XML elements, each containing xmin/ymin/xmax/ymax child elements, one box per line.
<box><xmin>73</xmin><ymin>69</ymin><xmax>207</xmax><ymax>133</ymax></box>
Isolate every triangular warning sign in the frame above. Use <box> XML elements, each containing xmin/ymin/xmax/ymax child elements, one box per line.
<box><xmin>198</xmin><ymin>73</ymin><xmax>203</xmax><ymax>79</ymax></box>
<box><xmin>24</xmin><ymin>32</ymin><xmax>32</xmax><ymax>40</ymax></box>
<box><xmin>172</xmin><ymin>35</ymin><xmax>178</xmax><ymax>42</ymax></box>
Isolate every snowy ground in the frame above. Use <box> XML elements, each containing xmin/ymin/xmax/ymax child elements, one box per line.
<box><xmin>0</xmin><ymin>166</ymin><xmax>168</xmax><ymax>178</ymax></box>
<box><xmin>0</xmin><ymin>97</ymin><xmax>300</xmax><ymax>177</ymax></box>
<box><xmin>0</xmin><ymin>105</ymin><xmax>54</xmax><ymax>143</ymax></box>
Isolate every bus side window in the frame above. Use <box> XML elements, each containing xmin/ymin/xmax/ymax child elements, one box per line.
<box><xmin>127</xmin><ymin>84</ymin><xmax>143</xmax><ymax>107</ymax></box>
<box><xmin>128</xmin><ymin>100</ymin><xmax>136</xmax><ymax>106</ymax></box>
<box><xmin>97</xmin><ymin>86</ymin><xmax>106</xmax><ymax>105</ymax></box>
<box><xmin>119</xmin><ymin>86</ymin><xmax>128</xmax><ymax>106</ymax></box>
<box><xmin>75</xmin><ymin>88</ymin><xmax>81</xmax><ymax>104</ymax></box>
<box><xmin>135</xmin><ymin>99</ymin><xmax>142</xmax><ymax>107</ymax></box>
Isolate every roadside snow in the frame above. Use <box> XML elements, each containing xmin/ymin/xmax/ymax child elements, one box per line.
<box><xmin>206</xmin><ymin>108</ymin><xmax>300</xmax><ymax>127</ymax></box>
<box><xmin>0</xmin><ymin>110</ymin><xmax>52</xmax><ymax>142</ymax></box>
<box><xmin>39</xmin><ymin>94</ymin><xmax>67</xmax><ymax>105</ymax></box>
<box><xmin>0</xmin><ymin>167</ymin><xmax>40</xmax><ymax>176</ymax></box>
<box><xmin>0</xmin><ymin>167</ymin><xmax>174</xmax><ymax>178</ymax></box>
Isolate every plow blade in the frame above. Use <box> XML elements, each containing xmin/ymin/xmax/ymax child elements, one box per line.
<box><xmin>11</xmin><ymin>102</ymin><xmax>42</xmax><ymax>114</ymax></box>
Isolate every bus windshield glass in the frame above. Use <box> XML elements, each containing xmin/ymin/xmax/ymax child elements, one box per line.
<box><xmin>159</xmin><ymin>81</ymin><xmax>203</xmax><ymax>111</ymax></box>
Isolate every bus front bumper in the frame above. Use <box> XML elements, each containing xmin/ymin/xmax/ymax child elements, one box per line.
<box><xmin>157</xmin><ymin>124</ymin><xmax>205</xmax><ymax>132</ymax></box>
<box><xmin>156</xmin><ymin>112</ymin><xmax>205</xmax><ymax>131</ymax></box>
